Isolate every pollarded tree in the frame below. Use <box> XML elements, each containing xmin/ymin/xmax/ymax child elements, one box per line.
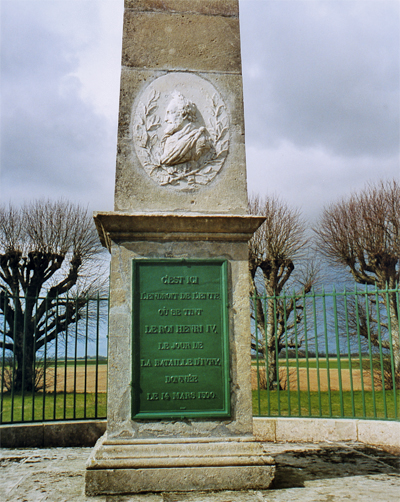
<box><xmin>249</xmin><ymin>195</ymin><xmax>318</xmax><ymax>390</ymax></box>
<box><xmin>314</xmin><ymin>179</ymin><xmax>400</xmax><ymax>377</ymax></box>
<box><xmin>0</xmin><ymin>200</ymin><xmax>105</xmax><ymax>392</ymax></box>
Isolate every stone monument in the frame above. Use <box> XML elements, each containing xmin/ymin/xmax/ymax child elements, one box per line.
<box><xmin>85</xmin><ymin>0</ymin><xmax>274</xmax><ymax>495</ymax></box>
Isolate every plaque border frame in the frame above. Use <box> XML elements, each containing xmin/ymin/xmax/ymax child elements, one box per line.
<box><xmin>131</xmin><ymin>258</ymin><xmax>230</xmax><ymax>420</ymax></box>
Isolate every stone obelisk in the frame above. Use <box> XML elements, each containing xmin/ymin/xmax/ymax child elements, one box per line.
<box><xmin>86</xmin><ymin>0</ymin><xmax>273</xmax><ymax>494</ymax></box>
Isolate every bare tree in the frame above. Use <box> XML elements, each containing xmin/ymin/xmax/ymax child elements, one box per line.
<box><xmin>0</xmin><ymin>200</ymin><xmax>106</xmax><ymax>392</ymax></box>
<box><xmin>249</xmin><ymin>195</ymin><xmax>318</xmax><ymax>390</ymax></box>
<box><xmin>314</xmin><ymin>179</ymin><xmax>400</xmax><ymax>377</ymax></box>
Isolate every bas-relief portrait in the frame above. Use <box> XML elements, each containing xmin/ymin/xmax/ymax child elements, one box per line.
<box><xmin>159</xmin><ymin>92</ymin><xmax>214</xmax><ymax>185</ymax></box>
<box><xmin>132</xmin><ymin>73</ymin><xmax>230</xmax><ymax>191</ymax></box>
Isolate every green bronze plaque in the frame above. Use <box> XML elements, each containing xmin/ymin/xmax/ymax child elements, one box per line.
<box><xmin>131</xmin><ymin>259</ymin><xmax>230</xmax><ymax>419</ymax></box>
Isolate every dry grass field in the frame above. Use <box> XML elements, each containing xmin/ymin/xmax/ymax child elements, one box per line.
<box><xmin>251</xmin><ymin>366</ymin><xmax>383</xmax><ymax>392</ymax></box>
<box><xmin>48</xmin><ymin>364</ymin><xmax>383</xmax><ymax>393</ymax></box>
<box><xmin>44</xmin><ymin>365</ymin><xmax>108</xmax><ymax>393</ymax></box>
<box><xmin>1</xmin><ymin>363</ymin><xmax>387</xmax><ymax>394</ymax></box>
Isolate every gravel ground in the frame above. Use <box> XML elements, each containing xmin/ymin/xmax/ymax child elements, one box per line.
<box><xmin>1</xmin><ymin>442</ymin><xmax>399</xmax><ymax>501</ymax></box>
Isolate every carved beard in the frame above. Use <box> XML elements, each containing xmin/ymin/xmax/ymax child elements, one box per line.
<box><xmin>164</xmin><ymin>121</ymin><xmax>183</xmax><ymax>136</ymax></box>
<box><xmin>164</xmin><ymin>118</ymin><xmax>185</xmax><ymax>136</ymax></box>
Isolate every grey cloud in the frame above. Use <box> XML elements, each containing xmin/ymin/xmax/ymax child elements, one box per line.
<box><xmin>1</xmin><ymin>2</ymin><xmax>115</xmax><ymax>210</ymax></box>
<box><xmin>240</xmin><ymin>0</ymin><xmax>399</xmax><ymax>158</ymax></box>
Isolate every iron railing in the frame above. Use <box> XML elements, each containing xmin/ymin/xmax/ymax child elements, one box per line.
<box><xmin>2</xmin><ymin>285</ymin><xmax>399</xmax><ymax>424</ymax></box>
<box><xmin>0</xmin><ymin>292</ymin><xmax>108</xmax><ymax>424</ymax></box>
<box><xmin>251</xmin><ymin>285</ymin><xmax>399</xmax><ymax>420</ymax></box>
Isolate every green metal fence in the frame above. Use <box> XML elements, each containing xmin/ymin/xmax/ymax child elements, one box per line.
<box><xmin>0</xmin><ymin>292</ymin><xmax>108</xmax><ymax>424</ymax></box>
<box><xmin>2</xmin><ymin>285</ymin><xmax>399</xmax><ymax>424</ymax></box>
<box><xmin>252</xmin><ymin>285</ymin><xmax>399</xmax><ymax>420</ymax></box>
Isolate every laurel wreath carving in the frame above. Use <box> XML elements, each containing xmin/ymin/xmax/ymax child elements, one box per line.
<box><xmin>133</xmin><ymin>89</ymin><xmax>229</xmax><ymax>189</ymax></box>
<box><xmin>134</xmin><ymin>89</ymin><xmax>162</xmax><ymax>168</ymax></box>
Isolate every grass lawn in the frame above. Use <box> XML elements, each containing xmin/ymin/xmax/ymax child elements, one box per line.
<box><xmin>0</xmin><ymin>392</ymin><xmax>106</xmax><ymax>424</ymax></box>
<box><xmin>2</xmin><ymin>389</ymin><xmax>398</xmax><ymax>424</ymax></box>
<box><xmin>252</xmin><ymin>358</ymin><xmax>368</xmax><ymax>370</ymax></box>
<box><xmin>252</xmin><ymin>389</ymin><xmax>400</xmax><ymax>419</ymax></box>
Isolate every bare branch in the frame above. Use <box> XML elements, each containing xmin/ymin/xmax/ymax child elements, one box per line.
<box><xmin>249</xmin><ymin>194</ymin><xmax>318</xmax><ymax>389</ymax></box>
<box><xmin>314</xmin><ymin>179</ymin><xmax>400</xmax><ymax>288</ymax></box>
<box><xmin>0</xmin><ymin>199</ymin><xmax>107</xmax><ymax>392</ymax></box>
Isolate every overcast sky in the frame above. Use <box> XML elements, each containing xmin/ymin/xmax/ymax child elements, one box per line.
<box><xmin>1</xmin><ymin>0</ymin><xmax>399</xmax><ymax>225</ymax></box>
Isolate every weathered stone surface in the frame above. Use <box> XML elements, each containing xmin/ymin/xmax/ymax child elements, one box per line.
<box><xmin>87</xmin><ymin>435</ymin><xmax>274</xmax><ymax>469</ymax></box>
<box><xmin>122</xmin><ymin>11</ymin><xmax>241</xmax><ymax>72</ymax></box>
<box><xmin>358</xmin><ymin>420</ymin><xmax>400</xmax><ymax>448</ymax></box>
<box><xmin>275</xmin><ymin>418</ymin><xmax>358</xmax><ymax>443</ymax></box>
<box><xmin>0</xmin><ymin>423</ymin><xmax>44</xmax><ymax>448</ymax></box>
<box><xmin>87</xmin><ymin>0</ymin><xmax>263</xmax><ymax>494</ymax></box>
<box><xmin>94</xmin><ymin>213</ymin><xmax>266</xmax><ymax>249</ymax></box>
<box><xmin>86</xmin><ymin>436</ymin><xmax>275</xmax><ymax>494</ymax></box>
<box><xmin>124</xmin><ymin>0</ymin><xmax>239</xmax><ymax>17</ymax></box>
<box><xmin>0</xmin><ymin>421</ymin><xmax>106</xmax><ymax>448</ymax></box>
<box><xmin>85</xmin><ymin>464</ymin><xmax>275</xmax><ymax>495</ymax></box>
<box><xmin>255</xmin><ymin>417</ymin><xmax>400</xmax><ymax>446</ymax></box>
<box><xmin>115</xmin><ymin>71</ymin><xmax>247</xmax><ymax>214</ymax></box>
<box><xmin>104</xmin><ymin>236</ymin><xmax>255</xmax><ymax>439</ymax></box>
<box><xmin>3</xmin><ymin>444</ymin><xmax>400</xmax><ymax>501</ymax></box>
<box><xmin>43</xmin><ymin>421</ymin><xmax>107</xmax><ymax>448</ymax></box>
<box><xmin>253</xmin><ymin>417</ymin><xmax>276</xmax><ymax>442</ymax></box>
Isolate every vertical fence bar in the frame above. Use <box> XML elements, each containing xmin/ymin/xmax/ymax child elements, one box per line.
<box><xmin>283</xmin><ymin>295</ymin><xmax>291</xmax><ymax>416</ymax></box>
<box><xmin>374</xmin><ymin>286</ymin><xmax>387</xmax><ymax>418</ymax></box>
<box><xmin>263</xmin><ymin>294</ymin><xmax>270</xmax><ymax>416</ymax></box>
<box><xmin>332</xmin><ymin>287</ymin><xmax>344</xmax><ymax>417</ymax></box>
<box><xmin>0</xmin><ymin>291</ymin><xmax>8</xmax><ymax>424</ymax></box>
<box><xmin>73</xmin><ymin>296</ymin><xmax>79</xmax><ymax>419</ymax></box>
<box><xmin>253</xmin><ymin>292</ymin><xmax>261</xmax><ymax>417</ymax></box>
<box><xmin>394</xmin><ymin>287</ymin><xmax>399</xmax><ymax>419</ymax></box>
<box><xmin>31</xmin><ymin>294</ymin><xmax>38</xmax><ymax>421</ymax></box>
<box><xmin>21</xmin><ymin>292</ymin><xmax>29</xmax><ymax>422</ymax></box>
<box><xmin>274</xmin><ymin>294</ymin><xmax>280</xmax><ymax>416</ymax></box>
<box><xmin>292</xmin><ymin>290</ymin><xmax>301</xmax><ymax>416</ymax></box>
<box><xmin>322</xmin><ymin>288</ymin><xmax>332</xmax><ymax>417</ymax></box>
<box><xmin>385</xmin><ymin>285</ymin><xmax>400</xmax><ymax>418</ymax></box>
<box><xmin>302</xmin><ymin>290</ymin><xmax>311</xmax><ymax>416</ymax></box>
<box><xmin>95</xmin><ymin>293</ymin><xmax>100</xmax><ymax>418</ymax></box>
<box><xmin>364</xmin><ymin>287</ymin><xmax>377</xmax><ymax>417</ymax></box>
<box><xmin>312</xmin><ymin>290</ymin><xmax>322</xmax><ymax>417</ymax></box>
<box><xmin>84</xmin><ymin>296</ymin><xmax>89</xmax><ymax>419</ymax></box>
<box><xmin>10</xmin><ymin>294</ymin><xmax>19</xmax><ymax>423</ymax></box>
<box><xmin>385</xmin><ymin>286</ymin><xmax>397</xmax><ymax>419</ymax></box>
<box><xmin>354</xmin><ymin>286</ymin><xmax>366</xmax><ymax>418</ymax></box>
<box><xmin>53</xmin><ymin>294</ymin><xmax>59</xmax><ymax>421</ymax></box>
<box><xmin>42</xmin><ymin>295</ymin><xmax>49</xmax><ymax>421</ymax></box>
<box><xmin>343</xmin><ymin>289</ymin><xmax>355</xmax><ymax>417</ymax></box>
<box><xmin>63</xmin><ymin>294</ymin><xmax>69</xmax><ymax>420</ymax></box>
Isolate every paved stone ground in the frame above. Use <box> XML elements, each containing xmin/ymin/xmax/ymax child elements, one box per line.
<box><xmin>1</xmin><ymin>442</ymin><xmax>399</xmax><ymax>501</ymax></box>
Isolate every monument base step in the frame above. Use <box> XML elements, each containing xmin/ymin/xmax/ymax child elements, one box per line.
<box><xmin>85</xmin><ymin>434</ymin><xmax>275</xmax><ymax>495</ymax></box>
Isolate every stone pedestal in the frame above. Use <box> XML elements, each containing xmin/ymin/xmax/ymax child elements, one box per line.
<box><xmin>86</xmin><ymin>0</ymin><xmax>272</xmax><ymax>495</ymax></box>
<box><xmin>86</xmin><ymin>436</ymin><xmax>274</xmax><ymax>495</ymax></box>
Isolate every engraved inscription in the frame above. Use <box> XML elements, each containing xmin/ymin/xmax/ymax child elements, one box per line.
<box><xmin>154</xmin><ymin>358</ymin><xmax>221</xmax><ymax>367</ymax></box>
<box><xmin>132</xmin><ymin>73</ymin><xmax>230</xmax><ymax>191</ymax></box>
<box><xmin>165</xmin><ymin>374</ymin><xmax>199</xmax><ymax>384</ymax></box>
<box><xmin>141</xmin><ymin>292</ymin><xmax>221</xmax><ymax>301</ymax></box>
<box><xmin>158</xmin><ymin>342</ymin><xmax>204</xmax><ymax>350</ymax></box>
<box><xmin>132</xmin><ymin>259</ymin><xmax>229</xmax><ymax>418</ymax></box>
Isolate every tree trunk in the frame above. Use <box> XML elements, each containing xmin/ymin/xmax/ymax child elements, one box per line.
<box><xmin>13</xmin><ymin>331</ymin><xmax>36</xmax><ymax>393</ymax></box>
<box><xmin>265</xmin><ymin>301</ymin><xmax>279</xmax><ymax>390</ymax></box>
<box><xmin>388</xmin><ymin>292</ymin><xmax>400</xmax><ymax>381</ymax></box>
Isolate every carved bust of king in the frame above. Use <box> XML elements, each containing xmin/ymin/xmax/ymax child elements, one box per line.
<box><xmin>159</xmin><ymin>92</ymin><xmax>213</xmax><ymax>176</ymax></box>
